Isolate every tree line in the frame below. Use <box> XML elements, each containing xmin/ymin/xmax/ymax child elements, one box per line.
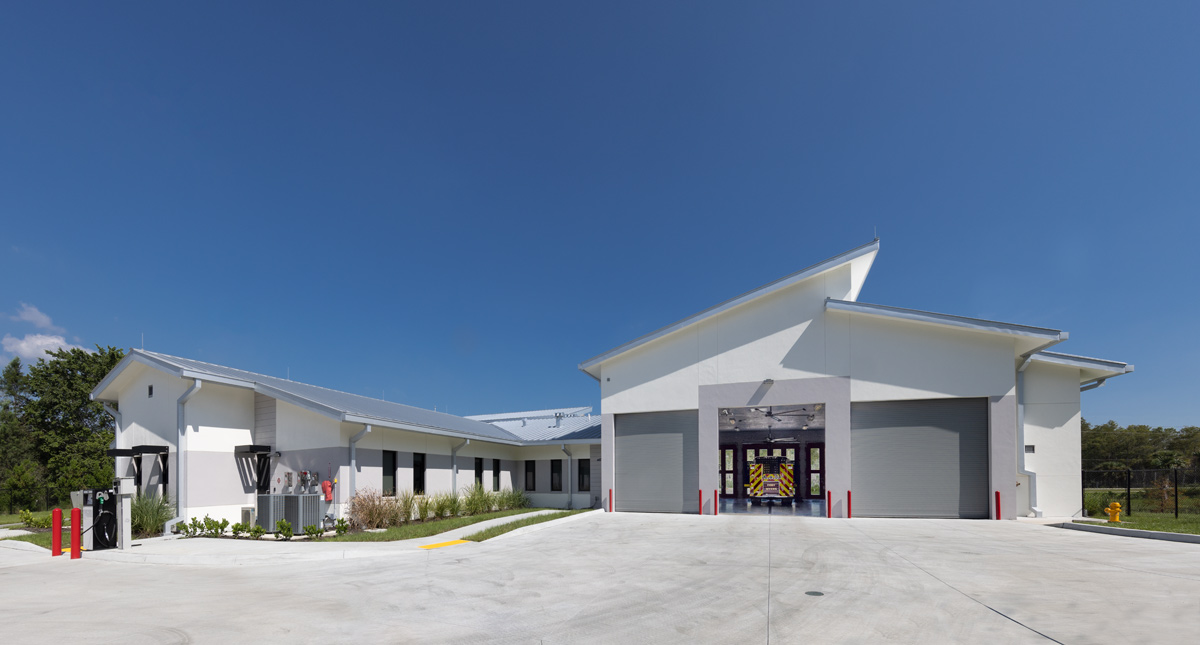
<box><xmin>0</xmin><ymin>347</ymin><xmax>124</xmax><ymax>511</ymax></box>
<box><xmin>1082</xmin><ymin>418</ymin><xmax>1200</xmax><ymax>471</ymax></box>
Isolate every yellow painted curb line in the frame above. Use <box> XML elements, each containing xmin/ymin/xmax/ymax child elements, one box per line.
<box><xmin>419</xmin><ymin>539</ymin><xmax>469</xmax><ymax>550</ymax></box>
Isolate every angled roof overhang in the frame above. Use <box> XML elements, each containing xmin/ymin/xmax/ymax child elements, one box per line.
<box><xmin>1031</xmin><ymin>350</ymin><xmax>1134</xmax><ymax>386</ymax></box>
<box><xmin>579</xmin><ymin>239</ymin><xmax>880</xmax><ymax>379</ymax></box>
<box><xmin>825</xmin><ymin>299</ymin><xmax>1069</xmax><ymax>357</ymax></box>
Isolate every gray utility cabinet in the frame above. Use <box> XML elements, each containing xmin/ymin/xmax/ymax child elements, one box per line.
<box><xmin>284</xmin><ymin>494</ymin><xmax>322</xmax><ymax>531</ymax></box>
<box><xmin>257</xmin><ymin>494</ymin><xmax>321</xmax><ymax>531</ymax></box>
<box><xmin>257</xmin><ymin>494</ymin><xmax>286</xmax><ymax>531</ymax></box>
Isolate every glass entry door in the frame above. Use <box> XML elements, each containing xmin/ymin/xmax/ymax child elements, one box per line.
<box><xmin>718</xmin><ymin>445</ymin><xmax>737</xmax><ymax>498</ymax></box>
<box><xmin>804</xmin><ymin>443</ymin><xmax>825</xmax><ymax>499</ymax></box>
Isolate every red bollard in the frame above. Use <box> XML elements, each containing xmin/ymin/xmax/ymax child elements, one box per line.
<box><xmin>995</xmin><ymin>491</ymin><xmax>1001</xmax><ymax>520</ymax></box>
<box><xmin>847</xmin><ymin>490</ymin><xmax>852</xmax><ymax>518</ymax></box>
<box><xmin>714</xmin><ymin>490</ymin><xmax>718</xmax><ymax>516</ymax></box>
<box><xmin>826</xmin><ymin>491</ymin><xmax>831</xmax><ymax>518</ymax></box>
<box><xmin>698</xmin><ymin>489</ymin><xmax>703</xmax><ymax>515</ymax></box>
<box><xmin>609</xmin><ymin>488</ymin><xmax>613</xmax><ymax>513</ymax></box>
<box><xmin>51</xmin><ymin>508</ymin><xmax>62</xmax><ymax>556</ymax></box>
<box><xmin>70</xmin><ymin>508</ymin><xmax>81</xmax><ymax>559</ymax></box>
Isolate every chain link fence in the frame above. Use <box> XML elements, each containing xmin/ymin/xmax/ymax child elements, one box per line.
<box><xmin>1082</xmin><ymin>468</ymin><xmax>1200</xmax><ymax>518</ymax></box>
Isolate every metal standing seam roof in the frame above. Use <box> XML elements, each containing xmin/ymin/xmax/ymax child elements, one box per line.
<box><xmin>97</xmin><ymin>350</ymin><xmax>526</xmax><ymax>444</ymax></box>
<box><xmin>466</xmin><ymin>408</ymin><xmax>601</xmax><ymax>442</ymax></box>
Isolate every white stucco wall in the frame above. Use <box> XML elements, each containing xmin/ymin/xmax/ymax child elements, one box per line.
<box><xmin>1022</xmin><ymin>362</ymin><xmax>1083</xmax><ymax>517</ymax></box>
<box><xmin>113</xmin><ymin>362</ymin><xmax>185</xmax><ymax>449</ymax></box>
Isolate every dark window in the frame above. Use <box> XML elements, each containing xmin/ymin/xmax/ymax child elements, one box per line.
<box><xmin>551</xmin><ymin>459</ymin><xmax>562</xmax><ymax>492</ymax></box>
<box><xmin>492</xmin><ymin>459</ymin><xmax>501</xmax><ymax>491</ymax></box>
<box><xmin>382</xmin><ymin>450</ymin><xmax>396</xmax><ymax>497</ymax></box>
<box><xmin>525</xmin><ymin>460</ymin><xmax>536</xmax><ymax>491</ymax></box>
<box><xmin>474</xmin><ymin>457</ymin><xmax>483</xmax><ymax>488</ymax></box>
<box><xmin>148</xmin><ymin>385</ymin><xmax>154</xmax><ymax>398</ymax></box>
<box><xmin>413</xmin><ymin>452</ymin><xmax>426</xmax><ymax>495</ymax></box>
<box><xmin>578</xmin><ymin>458</ymin><xmax>591</xmax><ymax>492</ymax></box>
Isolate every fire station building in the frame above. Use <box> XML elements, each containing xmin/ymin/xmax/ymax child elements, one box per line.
<box><xmin>579</xmin><ymin>240</ymin><xmax>1132</xmax><ymax>519</ymax></box>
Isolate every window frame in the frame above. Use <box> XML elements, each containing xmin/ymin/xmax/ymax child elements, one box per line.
<box><xmin>413</xmin><ymin>452</ymin><xmax>426</xmax><ymax>496</ymax></box>
<box><xmin>525</xmin><ymin>460</ymin><xmax>536</xmax><ymax>491</ymax></box>
<box><xmin>492</xmin><ymin>458</ymin><xmax>501</xmax><ymax>492</ymax></box>
<box><xmin>551</xmin><ymin>459</ymin><xmax>563</xmax><ymax>492</ymax></box>
<box><xmin>382</xmin><ymin>450</ymin><xmax>397</xmax><ymax>497</ymax></box>
<box><xmin>578</xmin><ymin>458</ymin><xmax>590</xmax><ymax>492</ymax></box>
<box><xmin>474</xmin><ymin>457</ymin><xmax>483</xmax><ymax>488</ymax></box>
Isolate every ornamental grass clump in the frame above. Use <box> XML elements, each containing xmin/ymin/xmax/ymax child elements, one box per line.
<box><xmin>396</xmin><ymin>489</ymin><xmax>415</xmax><ymax>524</ymax></box>
<box><xmin>348</xmin><ymin>488</ymin><xmax>393</xmax><ymax>529</ymax></box>
<box><xmin>415</xmin><ymin>494</ymin><xmax>432</xmax><ymax>522</ymax></box>
<box><xmin>130</xmin><ymin>493</ymin><xmax>175</xmax><ymax>538</ymax></box>
<box><xmin>462</xmin><ymin>484</ymin><xmax>492</xmax><ymax>516</ymax></box>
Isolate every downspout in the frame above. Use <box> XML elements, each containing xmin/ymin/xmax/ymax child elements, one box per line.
<box><xmin>349</xmin><ymin>424</ymin><xmax>372</xmax><ymax>503</ymax></box>
<box><xmin>169</xmin><ymin>379</ymin><xmax>202</xmax><ymax>532</ymax></box>
<box><xmin>561</xmin><ymin>444</ymin><xmax>573</xmax><ymax>510</ymax></box>
<box><xmin>451</xmin><ymin>439</ymin><xmax>470</xmax><ymax>493</ymax></box>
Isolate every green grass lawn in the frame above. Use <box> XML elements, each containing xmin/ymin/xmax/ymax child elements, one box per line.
<box><xmin>2</xmin><ymin>530</ymin><xmax>70</xmax><ymax>551</ymax></box>
<box><xmin>1076</xmin><ymin>513</ymin><xmax>1200</xmax><ymax>535</ymax></box>
<box><xmin>464</xmin><ymin>509</ymin><xmax>589</xmax><ymax>542</ymax></box>
<box><xmin>320</xmin><ymin>508</ymin><xmax>544</xmax><ymax>542</ymax></box>
<box><xmin>0</xmin><ymin>508</ymin><xmax>67</xmax><ymax>527</ymax></box>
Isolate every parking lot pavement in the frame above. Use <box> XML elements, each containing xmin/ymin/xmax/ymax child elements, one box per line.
<box><xmin>2</xmin><ymin>512</ymin><xmax>1198</xmax><ymax>644</ymax></box>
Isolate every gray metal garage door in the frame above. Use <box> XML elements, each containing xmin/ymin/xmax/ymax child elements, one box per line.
<box><xmin>851</xmin><ymin>398</ymin><xmax>989</xmax><ymax>519</ymax></box>
<box><xmin>614</xmin><ymin>410</ymin><xmax>699</xmax><ymax>513</ymax></box>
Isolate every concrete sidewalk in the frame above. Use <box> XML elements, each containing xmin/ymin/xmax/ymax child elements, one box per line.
<box><xmin>0</xmin><ymin>509</ymin><xmax>582</xmax><ymax>566</ymax></box>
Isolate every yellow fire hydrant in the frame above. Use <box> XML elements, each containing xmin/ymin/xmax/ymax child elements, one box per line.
<box><xmin>1103</xmin><ymin>502</ymin><xmax>1122</xmax><ymax>523</ymax></box>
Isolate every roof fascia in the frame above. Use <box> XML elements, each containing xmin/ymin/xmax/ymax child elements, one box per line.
<box><xmin>1032</xmin><ymin>351</ymin><xmax>1134</xmax><ymax>378</ymax></box>
<box><xmin>578</xmin><ymin>239</ymin><xmax>880</xmax><ymax>374</ymax></box>
<box><xmin>826</xmin><ymin>299</ymin><xmax>1067</xmax><ymax>341</ymax></box>
<box><xmin>179</xmin><ymin>369</ymin><xmax>256</xmax><ymax>390</ymax></box>
<box><xmin>90</xmin><ymin>351</ymin><xmax>185</xmax><ymax>401</ymax></box>
<box><xmin>341</xmin><ymin>414</ymin><xmax>525</xmax><ymax>446</ymax></box>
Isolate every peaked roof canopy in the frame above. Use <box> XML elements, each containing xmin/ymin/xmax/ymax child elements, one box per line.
<box><xmin>578</xmin><ymin>239</ymin><xmax>881</xmax><ymax>378</ymax></box>
<box><xmin>93</xmin><ymin>350</ymin><xmax>594</xmax><ymax>445</ymax></box>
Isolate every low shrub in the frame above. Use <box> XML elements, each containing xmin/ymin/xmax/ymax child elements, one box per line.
<box><xmin>230</xmin><ymin>522</ymin><xmax>247</xmax><ymax>539</ymax></box>
<box><xmin>431</xmin><ymin>491</ymin><xmax>459</xmax><ymax>518</ymax></box>
<box><xmin>275</xmin><ymin>519</ymin><xmax>293</xmax><ymax>541</ymax></box>
<box><xmin>334</xmin><ymin>518</ymin><xmax>350</xmax><ymax>536</ymax></box>
<box><xmin>496</xmin><ymin>488</ymin><xmax>530</xmax><ymax>511</ymax></box>
<box><xmin>248</xmin><ymin>524</ymin><xmax>266</xmax><ymax>540</ymax></box>
<box><xmin>130</xmin><ymin>493</ymin><xmax>174</xmax><ymax>538</ymax></box>
<box><xmin>20</xmin><ymin>509</ymin><xmax>52</xmax><ymax>529</ymax></box>
<box><xmin>304</xmin><ymin>524</ymin><xmax>324</xmax><ymax>540</ymax></box>
<box><xmin>202</xmin><ymin>515</ymin><xmax>228</xmax><ymax>538</ymax></box>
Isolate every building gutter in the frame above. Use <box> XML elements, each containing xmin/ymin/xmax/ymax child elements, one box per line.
<box><xmin>561</xmin><ymin>444</ymin><xmax>573</xmax><ymax>510</ymax></box>
<box><xmin>169</xmin><ymin>379</ymin><xmax>202</xmax><ymax>532</ymax></box>
<box><xmin>1014</xmin><ymin>338</ymin><xmax>1067</xmax><ymax>518</ymax></box>
<box><xmin>451</xmin><ymin>439</ymin><xmax>470</xmax><ymax>492</ymax></box>
<box><xmin>349</xmin><ymin>424</ymin><xmax>372</xmax><ymax>503</ymax></box>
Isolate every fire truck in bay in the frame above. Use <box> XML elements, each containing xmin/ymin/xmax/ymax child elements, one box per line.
<box><xmin>747</xmin><ymin>453</ymin><xmax>795</xmax><ymax>505</ymax></box>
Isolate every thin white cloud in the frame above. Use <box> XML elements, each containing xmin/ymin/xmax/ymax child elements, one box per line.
<box><xmin>10</xmin><ymin>303</ymin><xmax>65</xmax><ymax>333</ymax></box>
<box><xmin>1</xmin><ymin>333</ymin><xmax>86</xmax><ymax>362</ymax></box>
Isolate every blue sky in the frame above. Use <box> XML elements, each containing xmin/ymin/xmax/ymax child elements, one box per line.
<box><xmin>2</xmin><ymin>3</ymin><xmax>1197</xmax><ymax>427</ymax></box>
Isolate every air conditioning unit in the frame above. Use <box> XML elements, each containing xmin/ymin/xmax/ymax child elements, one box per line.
<box><xmin>285</xmin><ymin>494</ymin><xmax>321</xmax><ymax>531</ymax></box>
<box><xmin>256</xmin><ymin>494</ymin><xmax>286</xmax><ymax>531</ymax></box>
<box><xmin>241</xmin><ymin>506</ymin><xmax>255</xmax><ymax>527</ymax></box>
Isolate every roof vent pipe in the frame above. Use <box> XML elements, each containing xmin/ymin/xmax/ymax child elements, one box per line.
<box><xmin>349</xmin><ymin>424</ymin><xmax>372</xmax><ymax>504</ymax></box>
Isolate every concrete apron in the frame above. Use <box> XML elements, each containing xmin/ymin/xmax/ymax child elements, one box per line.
<box><xmin>9</xmin><ymin>509</ymin><xmax>586</xmax><ymax>566</ymax></box>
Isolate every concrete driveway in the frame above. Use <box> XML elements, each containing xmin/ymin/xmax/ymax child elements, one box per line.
<box><xmin>1</xmin><ymin>512</ymin><xmax>1198</xmax><ymax>644</ymax></box>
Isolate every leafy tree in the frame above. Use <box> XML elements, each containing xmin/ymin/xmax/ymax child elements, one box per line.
<box><xmin>3</xmin><ymin>458</ymin><xmax>43</xmax><ymax>510</ymax></box>
<box><xmin>1</xmin><ymin>357</ymin><xmax>40</xmax><ymax>507</ymax></box>
<box><xmin>22</xmin><ymin>346</ymin><xmax>124</xmax><ymax>502</ymax></box>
